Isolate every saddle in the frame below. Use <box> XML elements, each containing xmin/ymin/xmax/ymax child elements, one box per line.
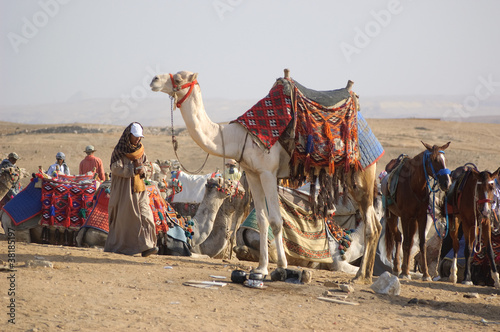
<box><xmin>445</xmin><ymin>164</ymin><xmax>477</xmax><ymax>214</ymax></box>
<box><xmin>381</xmin><ymin>154</ymin><xmax>409</xmax><ymax>207</ymax></box>
<box><xmin>293</xmin><ymin>80</ymin><xmax>352</xmax><ymax>108</ymax></box>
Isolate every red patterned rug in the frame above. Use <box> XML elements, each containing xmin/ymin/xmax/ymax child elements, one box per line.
<box><xmin>40</xmin><ymin>178</ymin><xmax>97</xmax><ymax>230</ymax></box>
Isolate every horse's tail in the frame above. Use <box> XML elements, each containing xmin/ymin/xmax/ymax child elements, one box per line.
<box><xmin>384</xmin><ymin>210</ymin><xmax>396</xmax><ymax>261</ymax></box>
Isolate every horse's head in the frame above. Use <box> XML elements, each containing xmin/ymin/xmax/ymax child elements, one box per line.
<box><xmin>421</xmin><ymin>141</ymin><xmax>452</xmax><ymax>191</ymax></box>
<box><xmin>471</xmin><ymin>167</ymin><xmax>500</xmax><ymax>219</ymax></box>
<box><xmin>150</xmin><ymin>71</ymin><xmax>198</xmax><ymax>108</ymax></box>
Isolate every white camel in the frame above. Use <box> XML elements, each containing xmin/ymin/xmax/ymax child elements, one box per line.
<box><xmin>151</xmin><ymin>70</ymin><xmax>381</xmax><ymax>283</ymax></box>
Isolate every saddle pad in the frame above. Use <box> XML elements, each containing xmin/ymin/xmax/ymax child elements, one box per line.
<box><xmin>357</xmin><ymin>112</ymin><xmax>385</xmax><ymax>169</ymax></box>
<box><xmin>40</xmin><ymin>179</ymin><xmax>96</xmax><ymax>229</ymax></box>
<box><xmin>292</xmin><ymin>86</ymin><xmax>359</xmax><ymax>170</ymax></box>
<box><xmin>81</xmin><ymin>187</ymin><xmax>109</xmax><ymax>233</ymax></box>
<box><xmin>293</xmin><ymin>80</ymin><xmax>352</xmax><ymax>108</ymax></box>
<box><xmin>232</xmin><ymin>82</ymin><xmax>293</xmax><ymax>151</ymax></box>
<box><xmin>2</xmin><ymin>180</ymin><xmax>42</xmax><ymax>226</ymax></box>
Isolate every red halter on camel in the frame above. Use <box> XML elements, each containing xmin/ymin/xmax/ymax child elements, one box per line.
<box><xmin>169</xmin><ymin>73</ymin><xmax>198</xmax><ymax>109</ymax></box>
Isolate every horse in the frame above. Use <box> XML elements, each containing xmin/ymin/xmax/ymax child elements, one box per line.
<box><xmin>383</xmin><ymin>141</ymin><xmax>452</xmax><ymax>280</ymax></box>
<box><xmin>441</xmin><ymin>164</ymin><xmax>500</xmax><ymax>288</ymax></box>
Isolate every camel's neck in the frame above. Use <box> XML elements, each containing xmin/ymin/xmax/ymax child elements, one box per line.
<box><xmin>178</xmin><ymin>86</ymin><xmax>244</xmax><ymax>159</ymax></box>
<box><xmin>0</xmin><ymin>178</ymin><xmax>12</xmax><ymax>200</ymax></box>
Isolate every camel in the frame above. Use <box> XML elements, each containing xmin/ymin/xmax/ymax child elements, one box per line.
<box><xmin>150</xmin><ymin>70</ymin><xmax>381</xmax><ymax>283</ymax></box>
<box><xmin>233</xmin><ymin>186</ymin><xmax>384</xmax><ymax>274</ymax></box>
<box><xmin>190</xmin><ymin>175</ymin><xmax>249</xmax><ymax>258</ymax></box>
<box><xmin>0</xmin><ymin>166</ymin><xmax>21</xmax><ymax>203</ymax></box>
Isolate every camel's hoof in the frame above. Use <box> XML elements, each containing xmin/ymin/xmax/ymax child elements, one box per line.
<box><xmin>251</xmin><ymin>267</ymin><xmax>268</xmax><ymax>278</ymax></box>
<box><xmin>421</xmin><ymin>275</ymin><xmax>432</xmax><ymax>282</ymax></box>
<box><xmin>399</xmin><ymin>274</ymin><xmax>411</xmax><ymax>280</ymax></box>
<box><xmin>352</xmin><ymin>276</ymin><xmax>372</xmax><ymax>285</ymax></box>
<box><xmin>462</xmin><ymin>280</ymin><xmax>473</xmax><ymax>286</ymax></box>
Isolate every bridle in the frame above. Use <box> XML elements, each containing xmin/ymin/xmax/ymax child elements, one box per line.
<box><xmin>167</xmin><ymin>74</ymin><xmax>208</xmax><ymax>174</ymax></box>
<box><xmin>169</xmin><ymin>73</ymin><xmax>198</xmax><ymax>109</ymax></box>
<box><xmin>422</xmin><ymin>150</ymin><xmax>451</xmax><ymax>238</ymax></box>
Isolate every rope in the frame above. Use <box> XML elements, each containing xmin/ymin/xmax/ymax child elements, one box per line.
<box><xmin>169</xmin><ymin>96</ymin><xmax>209</xmax><ymax>174</ymax></box>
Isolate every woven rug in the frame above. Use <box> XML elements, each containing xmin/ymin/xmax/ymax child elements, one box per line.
<box><xmin>2</xmin><ymin>179</ymin><xmax>42</xmax><ymax>227</ymax></box>
<box><xmin>240</xmin><ymin>194</ymin><xmax>331</xmax><ymax>263</ymax></box>
<box><xmin>40</xmin><ymin>178</ymin><xmax>96</xmax><ymax>230</ymax></box>
<box><xmin>81</xmin><ymin>186</ymin><xmax>109</xmax><ymax>233</ymax></box>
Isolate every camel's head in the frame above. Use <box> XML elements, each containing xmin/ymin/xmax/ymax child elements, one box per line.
<box><xmin>150</xmin><ymin>71</ymin><xmax>198</xmax><ymax>98</ymax></box>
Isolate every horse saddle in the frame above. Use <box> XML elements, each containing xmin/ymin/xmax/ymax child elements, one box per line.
<box><xmin>293</xmin><ymin>80</ymin><xmax>352</xmax><ymax>107</ymax></box>
<box><xmin>445</xmin><ymin>167</ymin><xmax>474</xmax><ymax>213</ymax></box>
<box><xmin>381</xmin><ymin>154</ymin><xmax>409</xmax><ymax>207</ymax></box>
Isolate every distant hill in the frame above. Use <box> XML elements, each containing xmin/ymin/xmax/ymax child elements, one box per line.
<box><xmin>1</xmin><ymin>94</ymin><xmax>498</xmax><ymax>126</ymax></box>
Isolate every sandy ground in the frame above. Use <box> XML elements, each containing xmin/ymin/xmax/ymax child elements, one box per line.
<box><xmin>1</xmin><ymin>118</ymin><xmax>500</xmax><ymax>331</ymax></box>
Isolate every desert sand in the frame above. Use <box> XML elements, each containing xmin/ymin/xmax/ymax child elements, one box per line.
<box><xmin>1</xmin><ymin>118</ymin><xmax>500</xmax><ymax>331</ymax></box>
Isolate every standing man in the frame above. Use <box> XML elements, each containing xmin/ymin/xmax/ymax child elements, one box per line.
<box><xmin>79</xmin><ymin>145</ymin><xmax>105</xmax><ymax>181</ymax></box>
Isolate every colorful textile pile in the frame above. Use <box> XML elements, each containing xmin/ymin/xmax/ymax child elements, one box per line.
<box><xmin>80</xmin><ymin>185</ymin><xmax>110</xmax><ymax>233</ymax></box>
<box><xmin>40</xmin><ymin>177</ymin><xmax>97</xmax><ymax>230</ymax></box>
<box><xmin>233</xmin><ymin>83</ymin><xmax>293</xmax><ymax>150</ymax></box>
<box><xmin>146</xmin><ymin>185</ymin><xmax>185</xmax><ymax>235</ymax></box>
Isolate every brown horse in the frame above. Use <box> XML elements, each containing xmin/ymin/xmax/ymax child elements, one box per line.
<box><xmin>384</xmin><ymin>141</ymin><xmax>452</xmax><ymax>280</ymax></box>
<box><xmin>443</xmin><ymin>165</ymin><xmax>500</xmax><ymax>288</ymax></box>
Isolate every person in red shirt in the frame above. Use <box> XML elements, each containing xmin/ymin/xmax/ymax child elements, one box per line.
<box><xmin>79</xmin><ymin>145</ymin><xmax>105</xmax><ymax>181</ymax></box>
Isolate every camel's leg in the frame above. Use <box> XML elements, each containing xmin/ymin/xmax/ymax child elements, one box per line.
<box><xmin>259</xmin><ymin>171</ymin><xmax>287</xmax><ymax>271</ymax></box>
<box><xmin>349</xmin><ymin>165</ymin><xmax>380</xmax><ymax>284</ymax></box>
<box><xmin>401</xmin><ymin>217</ymin><xmax>417</xmax><ymax>279</ymax></box>
<box><xmin>417</xmin><ymin>213</ymin><xmax>431</xmax><ymax>281</ymax></box>
<box><xmin>449</xmin><ymin>216</ymin><xmax>460</xmax><ymax>284</ymax></box>
<box><xmin>244</xmin><ymin>172</ymin><xmax>272</xmax><ymax>276</ymax></box>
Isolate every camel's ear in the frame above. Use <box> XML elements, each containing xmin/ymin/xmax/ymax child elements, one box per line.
<box><xmin>440</xmin><ymin>141</ymin><xmax>451</xmax><ymax>151</ymax></box>
<box><xmin>189</xmin><ymin>73</ymin><xmax>198</xmax><ymax>82</ymax></box>
<box><xmin>421</xmin><ymin>141</ymin><xmax>432</xmax><ymax>151</ymax></box>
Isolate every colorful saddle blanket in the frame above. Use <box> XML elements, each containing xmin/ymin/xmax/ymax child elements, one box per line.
<box><xmin>233</xmin><ymin>78</ymin><xmax>384</xmax><ymax>176</ymax></box>
<box><xmin>2</xmin><ymin>179</ymin><xmax>42</xmax><ymax>227</ymax></box>
<box><xmin>40</xmin><ymin>177</ymin><xmax>97</xmax><ymax>230</ymax></box>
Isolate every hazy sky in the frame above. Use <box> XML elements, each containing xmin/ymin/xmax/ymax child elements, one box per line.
<box><xmin>1</xmin><ymin>0</ymin><xmax>500</xmax><ymax>107</ymax></box>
